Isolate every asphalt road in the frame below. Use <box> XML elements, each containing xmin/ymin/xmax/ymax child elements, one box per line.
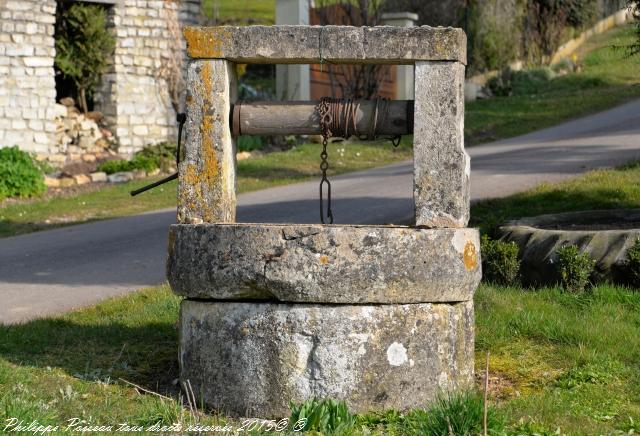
<box><xmin>1</xmin><ymin>99</ymin><xmax>639</xmax><ymax>324</ymax></box>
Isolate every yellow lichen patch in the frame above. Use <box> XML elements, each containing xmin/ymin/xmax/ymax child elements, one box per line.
<box><xmin>463</xmin><ymin>241</ymin><xmax>478</xmax><ymax>270</ymax></box>
<box><xmin>319</xmin><ymin>255</ymin><xmax>329</xmax><ymax>265</ymax></box>
<box><xmin>201</xmin><ymin>61</ymin><xmax>213</xmax><ymax>96</ymax></box>
<box><xmin>201</xmin><ymin>115</ymin><xmax>220</xmax><ymax>184</ymax></box>
<box><xmin>184</xmin><ymin>27</ymin><xmax>231</xmax><ymax>59</ymax></box>
<box><xmin>183</xmin><ymin>163</ymin><xmax>200</xmax><ymax>186</ymax></box>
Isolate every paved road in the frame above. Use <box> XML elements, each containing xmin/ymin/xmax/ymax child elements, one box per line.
<box><xmin>2</xmin><ymin>99</ymin><xmax>640</xmax><ymax>324</ymax></box>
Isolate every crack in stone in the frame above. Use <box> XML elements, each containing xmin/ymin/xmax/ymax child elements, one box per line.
<box><xmin>281</xmin><ymin>229</ymin><xmax>320</xmax><ymax>241</ymax></box>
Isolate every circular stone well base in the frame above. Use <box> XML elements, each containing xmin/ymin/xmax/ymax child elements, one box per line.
<box><xmin>179</xmin><ymin>299</ymin><xmax>474</xmax><ymax>417</ymax></box>
<box><xmin>499</xmin><ymin>209</ymin><xmax>640</xmax><ymax>285</ymax></box>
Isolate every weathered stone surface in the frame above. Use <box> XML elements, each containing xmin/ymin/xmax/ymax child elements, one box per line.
<box><xmin>167</xmin><ymin>223</ymin><xmax>481</xmax><ymax>303</ymax></box>
<box><xmin>89</xmin><ymin>171</ymin><xmax>108</xmax><ymax>183</ymax></box>
<box><xmin>177</xmin><ymin>60</ymin><xmax>237</xmax><ymax>224</ymax></box>
<box><xmin>179</xmin><ymin>299</ymin><xmax>475</xmax><ymax>417</ymax></box>
<box><xmin>413</xmin><ymin>61</ymin><xmax>469</xmax><ymax>228</ymax></box>
<box><xmin>184</xmin><ymin>25</ymin><xmax>466</xmax><ymax>64</ymax></box>
<box><xmin>107</xmin><ymin>171</ymin><xmax>133</xmax><ymax>183</ymax></box>
<box><xmin>499</xmin><ymin>209</ymin><xmax>640</xmax><ymax>286</ymax></box>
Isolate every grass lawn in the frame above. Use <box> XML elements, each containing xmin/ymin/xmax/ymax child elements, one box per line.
<box><xmin>2</xmin><ymin>163</ymin><xmax>640</xmax><ymax>433</ymax></box>
<box><xmin>201</xmin><ymin>0</ymin><xmax>275</xmax><ymax>24</ymax></box>
<box><xmin>465</xmin><ymin>25</ymin><xmax>640</xmax><ymax>145</ymax></box>
<box><xmin>1</xmin><ymin>26</ymin><xmax>638</xmax><ymax>239</ymax></box>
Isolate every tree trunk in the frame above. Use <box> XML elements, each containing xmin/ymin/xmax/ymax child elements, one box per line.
<box><xmin>79</xmin><ymin>88</ymin><xmax>88</xmax><ymax>114</ymax></box>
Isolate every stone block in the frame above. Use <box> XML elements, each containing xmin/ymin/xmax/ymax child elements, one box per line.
<box><xmin>413</xmin><ymin>61</ymin><xmax>469</xmax><ymax>228</ymax></box>
<box><xmin>73</xmin><ymin>174</ymin><xmax>91</xmax><ymax>185</ymax></box>
<box><xmin>108</xmin><ymin>171</ymin><xmax>134</xmax><ymax>183</ymax></box>
<box><xmin>89</xmin><ymin>171</ymin><xmax>108</xmax><ymax>183</ymax></box>
<box><xmin>168</xmin><ymin>224</ymin><xmax>481</xmax><ymax>303</ymax></box>
<box><xmin>178</xmin><ymin>59</ymin><xmax>237</xmax><ymax>224</ymax></box>
<box><xmin>44</xmin><ymin>175</ymin><xmax>59</xmax><ymax>188</ymax></box>
<box><xmin>183</xmin><ymin>26</ymin><xmax>466</xmax><ymax>65</ymax></box>
<box><xmin>23</xmin><ymin>57</ymin><xmax>53</xmax><ymax>67</ymax></box>
<box><xmin>179</xmin><ymin>299</ymin><xmax>474</xmax><ymax>417</ymax></box>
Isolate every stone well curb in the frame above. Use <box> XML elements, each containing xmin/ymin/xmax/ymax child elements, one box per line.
<box><xmin>167</xmin><ymin>223</ymin><xmax>481</xmax><ymax>304</ymax></box>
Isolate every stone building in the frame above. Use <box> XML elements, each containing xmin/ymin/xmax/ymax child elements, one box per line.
<box><xmin>0</xmin><ymin>0</ymin><xmax>201</xmax><ymax>162</ymax></box>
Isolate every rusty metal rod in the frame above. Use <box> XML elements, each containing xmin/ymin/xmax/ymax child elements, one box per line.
<box><xmin>231</xmin><ymin>100</ymin><xmax>414</xmax><ymax>137</ymax></box>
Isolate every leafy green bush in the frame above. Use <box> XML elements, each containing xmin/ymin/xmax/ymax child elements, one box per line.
<box><xmin>237</xmin><ymin>135</ymin><xmax>266</xmax><ymax>152</ymax></box>
<box><xmin>0</xmin><ymin>146</ymin><xmax>46</xmax><ymax>200</ymax></box>
<box><xmin>97</xmin><ymin>142</ymin><xmax>178</xmax><ymax>175</ymax></box>
<box><xmin>556</xmin><ymin>244</ymin><xmax>595</xmax><ymax>293</ymax></box>
<box><xmin>415</xmin><ymin>391</ymin><xmax>505</xmax><ymax>435</ymax></box>
<box><xmin>487</xmin><ymin>67</ymin><xmax>556</xmax><ymax>97</ymax></box>
<box><xmin>624</xmin><ymin>238</ymin><xmax>640</xmax><ymax>288</ymax></box>
<box><xmin>481</xmin><ymin>235</ymin><xmax>521</xmax><ymax>286</ymax></box>
<box><xmin>289</xmin><ymin>398</ymin><xmax>356</xmax><ymax>434</ymax></box>
<box><xmin>97</xmin><ymin>155</ymin><xmax>157</xmax><ymax>175</ymax></box>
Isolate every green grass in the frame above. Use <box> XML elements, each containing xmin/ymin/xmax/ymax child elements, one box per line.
<box><xmin>472</xmin><ymin>160</ymin><xmax>640</xmax><ymax>236</ymax></box>
<box><xmin>466</xmin><ymin>25</ymin><xmax>640</xmax><ymax>145</ymax></box>
<box><xmin>201</xmin><ymin>0</ymin><xmax>275</xmax><ymax>24</ymax></box>
<box><xmin>0</xmin><ymin>140</ymin><xmax>412</xmax><ymax>238</ymax></box>
<box><xmin>2</xmin><ymin>163</ymin><xmax>640</xmax><ymax>432</ymax></box>
<box><xmin>1</xmin><ymin>285</ymin><xmax>637</xmax><ymax>434</ymax></box>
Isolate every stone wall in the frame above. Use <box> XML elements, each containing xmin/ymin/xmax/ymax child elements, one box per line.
<box><xmin>0</xmin><ymin>0</ymin><xmax>58</xmax><ymax>154</ymax></box>
<box><xmin>97</xmin><ymin>0</ymin><xmax>201</xmax><ymax>155</ymax></box>
<box><xmin>0</xmin><ymin>0</ymin><xmax>201</xmax><ymax>161</ymax></box>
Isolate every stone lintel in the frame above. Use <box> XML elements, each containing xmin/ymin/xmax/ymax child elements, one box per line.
<box><xmin>167</xmin><ymin>223</ymin><xmax>481</xmax><ymax>303</ymax></box>
<box><xmin>177</xmin><ymin>60</ymin><xmax>237</xmax><ymax>224</ymax></box>
<box><xmin>179</xmin><ymin>299</ymin><xmax>475</xmax><ymax>417</ymax></box>
<box><xmin>183</xmin><ymin>25</ymin><xmax>467</xmax><ymax>65</ymax></box>
<box><xmin>413</xmin><ymin>61</ymin><xmax>469</xmax><ymax>228</ymax></box>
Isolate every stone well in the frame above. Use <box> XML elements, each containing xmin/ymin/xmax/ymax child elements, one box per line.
<box><xmin>168</xmin><ymin>25</ymin><xmax>480</xmax><ymax>417</ymax></box>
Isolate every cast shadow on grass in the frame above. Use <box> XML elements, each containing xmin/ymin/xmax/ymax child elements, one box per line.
<box><xmin>0</xmin><ymin>316</ymin><xmax>180</xmax><ymax>396</ymax></box>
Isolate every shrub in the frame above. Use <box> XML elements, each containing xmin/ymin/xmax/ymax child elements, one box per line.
<box><xmin>0</xmin><ymin>146</ymin><xmax>46</xmax><ymax>200</ymax></box>
<box><xmin>135</xmin><ymin>142</ymin><xmax>177</xmax><ymax>172</ymax></box>
<box><xmin>98</xmin><ymin>143</ymin><xmax>166</xmax><ymax>174</ymax></box>
<box><xmin>237</xmin><ymin>135</ymin><xmax>266</xmax><ymax>152</ymax></box>
<box><xmin>480</xmin><ymin>235</ymin><xmax>521</xmax><ymax>286</ymax></box>
<box><xmin>624</xmin><ymin>238</ymin><xmax>640</xmax><ymax>288</ymax></box>
<box><xmin>487</xmin><ymin>67</ymin><xmax>556</xmax><ymax>97</ymax></box>
<box><xmin>555</xmin><ymin>244</ymin><xmax>595</xmax><ymax>293</ymax></box>
<box><xmin>415</xmin><ymin>391</ymin><xmax>505</xmax><ymax>435</ymax></box>
<box><xmin>55</xmin><ymin>2</ymin><xmax>115</xmax><ymax>113</ymax></box>
<box><xmin>289</xmin><ymin>398</ymin><xmax>356</xmax><ymax>434</ymax></box>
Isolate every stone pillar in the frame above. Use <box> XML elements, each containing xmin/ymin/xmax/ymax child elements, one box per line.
<box><xmin>95</xmin><ymin>0</ymin><xmax>201</xmax><ymax>155</ymax></box>
<box><xmin>0</xmin><ymin>0</ymin><xmax>58</xmax><ymax>155</ymax></box>
<box><xmin>380</xmin><ymin>12</ymin><xmax>418</xmax><ymax>100</ymax></box>
<box><xmin>275</xmin><ymin>0</ymin><xmax>310</xmax><ymax>100</ymax></box>
<box><xmin>177</xmin><ymin>59</ymin><xmax>237</xmax><ymax>224</ymax></box>
<box><xmin>413</xmin><ymin>61</ymin><xmax>469</xmax><ymax>228</ymax></box>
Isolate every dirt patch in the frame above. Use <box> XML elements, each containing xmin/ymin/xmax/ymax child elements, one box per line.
<box><xmin>475</xmin><ymin>370</ymin><xmax>518</xmax><ymax>401</ymax></box>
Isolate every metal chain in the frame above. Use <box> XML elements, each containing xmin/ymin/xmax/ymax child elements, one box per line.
<box><xmin>317</xmin><ymin>98</ymin><xmax>334</xmax><ymax>224</ymax></box>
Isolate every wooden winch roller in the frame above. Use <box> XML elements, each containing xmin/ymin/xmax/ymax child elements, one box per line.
<box><xmin>231</xmin><ymin>99</ymin><xmax>414</xmax><ymax>137</ymax></box>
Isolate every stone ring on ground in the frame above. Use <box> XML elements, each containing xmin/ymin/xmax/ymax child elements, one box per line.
<box><xmin>498</xmin><ymin>209</ymin><xmax>640</xmax><ymax>285</ymax></box>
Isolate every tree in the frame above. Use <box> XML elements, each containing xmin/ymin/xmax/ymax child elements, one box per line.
<box><xmin>55</xmin><ymin>3</ymin><xmax>116</xmax><ymax>113</ymax></box>
<box><xmin>628</xmin><ymin>1</ymin><xmax>640</xmax><ymax>56</ymax></box>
